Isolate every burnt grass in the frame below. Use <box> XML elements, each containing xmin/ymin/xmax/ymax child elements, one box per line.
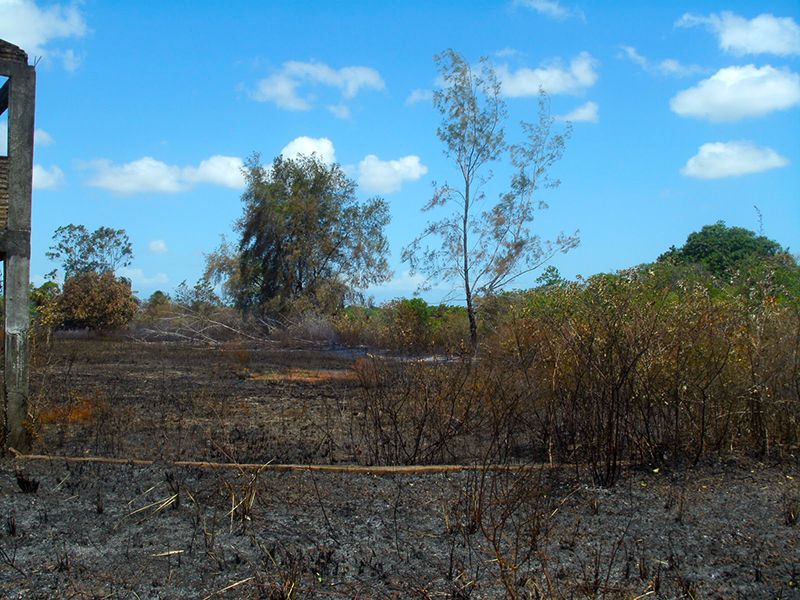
<box><xmin>0</xmin><ymin>338</ymin><xmax>798</xmax><ymax>599</ymax></box>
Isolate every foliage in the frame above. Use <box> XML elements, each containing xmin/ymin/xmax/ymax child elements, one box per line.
<box><xmin>45</xmin><ymin>224</ymin><xmax>133</xmax><ymax>279</ymax></box>
<box><xmin>57</xmin><ymin>271</ymin><xmax>139</xmax><ymax>331</ymax></box>
<box><xmin>403</xmin><ymin>49</ymin><xmax>578</xmax><ymax>350</ymax></box>
<box><xmin>30</xmin><ymin>281</ymin><xmax>63</xmax><ymax>343</ymax></box>
<box><xmin>658</xmin><ymin>221</ymin><xmax>788</xmax><ymax>276</ymax></box>
<box><xmin>202</xmin><ymin>235</ymin><xmax>241</xmax><ymax>306</ymax></box>
<box><xmin>140</xmin><ymin>290</ymin><xmax>172</xmax><ymax>321</ymax></box>
<box><xmin>234</xmin><ymin>153</ymin><xmax>392</xmax><ymax>314</ymax></box>
<box><xmin>175</xmin><ymin>279</ymin><xmax>221</xmax><ymax>314</ymax></box>
<box><xmin>332</xmin><ymin>300</ymin><xmax>469</xmax><ymax>353</ymax></box>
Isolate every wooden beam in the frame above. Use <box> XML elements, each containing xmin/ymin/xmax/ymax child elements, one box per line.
<box><xmin>0</xmin><ymin>78</ymin><xmax>8</xmax><ymax>116</ymax></box>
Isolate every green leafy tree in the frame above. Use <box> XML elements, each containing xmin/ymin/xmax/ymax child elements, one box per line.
<box><xmin>234</xmin><ymin>152</ymin><xmax>392</xmax><ymax>314</ymax></box>
<box><xmin>402</xmin><ymin>49</ymin><xmax>579</xmax><ymax>350</ymax></box>
<box><xmin>658</xmin><ymin>221</ymin><xmax>785</xmax><ymax>276</ymax></box>
<box><xmin>46</xmin><ymin>224</ymin><xmax>133</xmax><ymax>279</ymax></box>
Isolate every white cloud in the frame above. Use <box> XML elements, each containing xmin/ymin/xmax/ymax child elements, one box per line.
<box><xmin>32</xmin><ymin>164</ymin><xmax>64</xmax><ymax>189</ymax></box>
<box><xmin>405</xmin><ymin>89</ymin><xmax>433</xmax><ymax>105</ymax></box>
<box><xmin>516</xmin><ymin>0</ymin><xmax>585</xmax><ymax>22</ymax></box>
<box><xmin>85</xmin><ymin>157</ymin><xmax>187</xmax><ymax>195</ymax></box>
<box><xmin>281</xmin><ymin>136</ymin><xmax>337</xmax><ymax>164</ymax></box>
<box><xmin>328</xmin><ymin>104</ymin><xmax>351</xmax><ymax>119</ymax></box>
<box><xmin>148</xmin><ymin>240</ymin><xmax>169</xmax><ymax>254</ymax></box>
<box><xmin>118</xmin><ymin>267</ymin><xmax>169</xmax><ymax>286</ymax></box>
<box><xmin>617</xmin><ymin>46</ymin><xmax>705</xmax><ymax>77</ymax></box>
<box><xmin>555</xmin><ymin>101</ymin><xmax>598</xmax><ymax>122</ymax></box>
<box><xmin>670</xmin><ymin>65</ymin><xmax>800</xmax><ymax>122</ymax></box>
<box><xmin>677</xmin><ymin>12</ymin><xmax>800</xmax><ymax>57</ymax></box>
<box><xmin>251</xmin><ymin>60</ymin><xmax>385</xmax><ymax>111</ymax></box>
<box><xmin>0</xmin><ymin>0</ymin><xmax>88</xmax><ymax>69</ymax></box>
<box><xmin>182</xmin><ymin>155</ymin><xmax>245</xmax><ymax>189</ymax></box>
<box><xmin>357</xmin><ymin>155</ymin><xmax>428</xmax><ymax>194</ymax></box>
<box><xmin>34</xmin><ymin>128</ymin><xmax>55</xmax><ymax>146</ymax></box>
<box><xmin>251</xmin><ymin>73</ymin><xmax>310</xmax><ymax>110</ymax></box>
<box><xmin>84</xmin><ymin>155</ymin><xmax>245</xmax><ymax>195</ymax></box>
<box><xmin>496</xmin><ymin>52</ymin><xmax>598</xmax><ymax>96</ymax></box>
<box><xmin>681</xmin><ymin>141</ymin><xmax>789</xmax><ymax>179</ymax></box>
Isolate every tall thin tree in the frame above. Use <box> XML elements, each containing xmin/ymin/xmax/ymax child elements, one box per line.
<box><xmin>403</xmin><ymin>49</ymin><xmax>579</xmax><ymax>350</ymax></box>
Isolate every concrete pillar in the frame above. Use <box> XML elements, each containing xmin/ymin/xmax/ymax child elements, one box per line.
<box><xmin>0</xmin><ymin>39</ymin><xmax>35</xmax><ymax>454</ymax></box>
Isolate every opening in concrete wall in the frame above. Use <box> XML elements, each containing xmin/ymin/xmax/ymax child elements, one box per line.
<box><xmin>0</xmin><ymin>75</ymin><xmax>7</xmax><ymax>156</ymax></box>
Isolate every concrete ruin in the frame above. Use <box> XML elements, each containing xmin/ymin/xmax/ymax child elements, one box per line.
<box><xmin>0</xmin><ymin>39</ymin><xmax>35</xmax><ymax>453</ymax></box>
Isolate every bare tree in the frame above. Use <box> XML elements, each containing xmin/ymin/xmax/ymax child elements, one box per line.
<box><xmin>403</xmin><ymin>49</ymin><xmax>579</xmax><ymax>351</ymax></box>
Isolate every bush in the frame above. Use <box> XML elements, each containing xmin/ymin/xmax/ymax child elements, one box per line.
<box><xmin>58</xmin><ymin>271</ymin><xmax>139</xmax><ymax>331</ymax></box>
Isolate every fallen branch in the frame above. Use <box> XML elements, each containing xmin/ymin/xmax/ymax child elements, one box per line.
<box><xmin>10</xmin><ymin>450</ymin><xmax>552</xmax><ymax>474</ymax></box>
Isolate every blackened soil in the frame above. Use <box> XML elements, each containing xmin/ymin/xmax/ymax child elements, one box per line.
<box><xmin>0</xmin><ymin>339</ymin><xmax>797</xmax><ymax>599</ymax></box>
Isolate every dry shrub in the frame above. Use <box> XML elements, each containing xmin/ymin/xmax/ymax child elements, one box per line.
<box><xmin>352</xmin><ymin>355</ymin><xmax>536</xmax><ymax>466</ymax></box>
<box><xmin>483</xmin><ymin>267</ymin><xmax>800</xmax><ymax>484</ymax></box>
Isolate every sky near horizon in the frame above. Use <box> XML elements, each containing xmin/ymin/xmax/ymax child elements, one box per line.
<box><xmin>1</xmin><ymin>0</ymin><xmax>798</xmax><ymax>304</ymax></box>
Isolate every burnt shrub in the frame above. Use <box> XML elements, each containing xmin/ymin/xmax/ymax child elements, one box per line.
<box><xmin>58</xmin><ymin>271</ymin><xmax>139</xmax><ymax>332</ymax></box>
<box><xmin>482</xmin><ymin>263</ymin><xmax>800</xmax><ymax>484</ymax></box>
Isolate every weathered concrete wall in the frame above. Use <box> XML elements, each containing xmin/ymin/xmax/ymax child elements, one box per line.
<box><xmin>0</xmin><ymin>38</ymin><xmax>34</xmax><ymax>454</ymax></box>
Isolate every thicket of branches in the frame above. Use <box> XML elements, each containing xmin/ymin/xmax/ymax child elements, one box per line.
<box><xmin>348</xmin><ymin>257</ymin><xmax>799</xmax><ymax>482</ymax></box>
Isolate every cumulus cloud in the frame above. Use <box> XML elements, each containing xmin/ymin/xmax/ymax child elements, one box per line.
<box><xmin>251</xmin><ymin>60</ymin><xmax>385</xmax><ymax>111</ymax></box>
<box><xmin>555</xmin><ymin>101</ymin><xmax>598</xmax><ymax>122</ymax></box>
<box><xmin>84</xmin><ymin>155</ymin><xmax>245</xmax><ymax>195</ymax></box>
<box><xmin>148</xmin><ymin>240</ymin><xmax>169</xmax><ymax>254</ymax></box>
<box><xmin>677</xmin><ymin>12</ymin><xmax>800</xmax><ymax>57</ymax></box>
<box><xmin>681</xmin><ymin>141</ymin><xmax>790</xmax><ymax>179</ymax></box>
<box><xmin>182</xmin><ymin>155</ymin><xmax>245</xmax><ymax>189</ymax></box>
<box><xmin>85</xmin><ymin>157</ymin><xmax>186</xmax><ymax>195</ymax></box>
<box><xmin>281</xmin><ymin>136</ymin><xmax>337</xmax><ymax>164</ymax></box>
<box><xmin>405</xmin><ymin>89</ymin><xmax>433</xmax><ymax>105</ymax></box>
<box><xmin>118</xmin><ymin>267</ymin><xmax>169</xmax><ymax>286</ymax></box>
<box><xmin>0</xmin><ymin>0</ymin><xmax>88</xmax><ymax>69</ymax></box>
<box><xmin>515</xmin><ymin>0</ymin><xmax>585</xmax><ymax>22</ymax></box>
<box><xmin>33</xmin><ymin>164</ymin><xmax>64</xmax><ymax>189</ymax></box>
<box><xmin>251</xmin><ymin>72</ymin><xmax>309</xmax><ymax>110</ymax></box>
<box><xmin>670</xmin><ymin>65</ymin><xmax>800</xmax><ymax>122</ymax></box>
<box><xmin>496</xmin><ymin>52</ymin><xmax>598</xmax><ymax>96</ymax></box>
<box><xmin>357</xmin><ymin>155</ymin><xmax>428</xmax><ymax>194</ymax></box>
<box><xmin>617</xmin><ymin>46</ymin><xmax>705</xmax><ymax>77</ymax></box>
<box><xmin>34</xmin><ymin>128</ymin><xmax>55</xmax><ymax>146</ymax></box>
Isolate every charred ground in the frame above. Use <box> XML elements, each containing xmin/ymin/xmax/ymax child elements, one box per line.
<box><xmin>0</xmin><ymin>338</ymin><xmax>798</xmax><ymax>599</ymax></box>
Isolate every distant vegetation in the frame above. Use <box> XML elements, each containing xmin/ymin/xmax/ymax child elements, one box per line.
<box><xmin>24</xmin><ymin>217</ymin><xmax>800</xmax><ymax>481</ymax></box>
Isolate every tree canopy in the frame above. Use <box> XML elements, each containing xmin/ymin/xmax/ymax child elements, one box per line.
<box><xmin>46</xmin><ymin>224</ymin><xmax>133</xmax><ymax>280</ymax></box>
<box><xmin>658</xmin><ymin>221</ymin><xmax>787</xmax><ymax>275</ymax></box>
<box><xmin>231</xmin><ymin>153</ymin><xmax>392</xmax><ymax>314</ymax></box>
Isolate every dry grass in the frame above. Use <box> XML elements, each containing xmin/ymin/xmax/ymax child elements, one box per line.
<box><xmin>247</xmin><ymin>367</ymin><xmax>359</xmax><ymax>383</ymax></box>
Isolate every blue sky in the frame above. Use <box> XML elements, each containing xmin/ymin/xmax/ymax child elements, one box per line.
<box><xmin>1</xmin><ymin>0</ymin><xmax>798</xmax><ymax>303</ymax></box>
